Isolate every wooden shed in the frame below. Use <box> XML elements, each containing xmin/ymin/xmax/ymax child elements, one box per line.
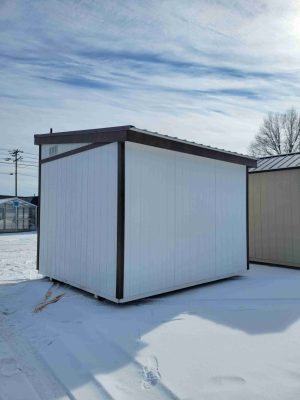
<box><xmin>34</xmin><ymin>126</ymin><xmax>256</xmax><ymax>303</ymax></box>
<box><xmin>249</xmin><ymin>153</ymin><xmax>300</xmax><ymax>268</ymax></box>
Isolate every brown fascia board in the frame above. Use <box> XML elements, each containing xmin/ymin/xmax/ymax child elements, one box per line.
<box><xmin>127</xmin><ymin>129</ymin><xmax>256</xmax><ymax>167</ymax></box>
<box><xmin>34</xmin><ymin>126</ymin><xmax>131</xmax><ymax>145</ymax></box>
<box><xmin>34</xmin><ymin>125</ymin><xmax>256</xmax><ymax>167</ymax></box>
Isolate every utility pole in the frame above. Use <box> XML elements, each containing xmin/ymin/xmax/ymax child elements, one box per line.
<box><xmin>5</xmin><ymin>149</ymin><xmax>23</xmax><ymax>231</ymax></box>
<box><xmin>5</xmin><ymin>149</ymin><xmax>23</xmax><ymax>196</ymax></box>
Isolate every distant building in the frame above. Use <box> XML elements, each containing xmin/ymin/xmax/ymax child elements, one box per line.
<box><xmin>249</xmin><ymin>153</ymin><xmax>300</xmax><ymax>268</ymax></box>
<box><xmin>0</xmin><ymin>195</ymin><xmax>39</xmax><ymax>207</ymax></box>
<box><xmin>0</xmin><ymin>197</ymin><xmax>37</xmax><ymax>233</ymax></box>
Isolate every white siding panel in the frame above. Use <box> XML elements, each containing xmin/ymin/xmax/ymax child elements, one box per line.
<box><xmin>39</xmin><ymin>143</ymin><xmax>118</xmax><ymax>300</ymax></box>
<box><xmin>41</xmin><ymin>143</ymin><xmax>90</xmax><ymax>159</ymax></box>
<box><xmin>215</xmin><ymin>161</ymin><xmax>247</xmax><ymax>275</ymax></box>
<box><xmin>124</xmin><ymin>142</ymin><xmax>246</xmax><ymax>300</ymax></box>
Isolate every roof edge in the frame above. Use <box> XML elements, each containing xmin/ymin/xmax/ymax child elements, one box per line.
<box><xmin>0</xmin><ymin>197</ymin><xmax>37</xmax><ymax>207</ymax></box>
<box><xmin>127</xmin><ymin>127</ymin><xmax>256</xmax><ymax>167</ymax></box>
<box><xmin>34</xmin><ymin>125</ymin><xmax>256</xmax><ymax>167</ymax></box>
<box><xmin>34</xmin><ymin>126</ymin><xmax>130</xmax><ymax>145</ymax></box>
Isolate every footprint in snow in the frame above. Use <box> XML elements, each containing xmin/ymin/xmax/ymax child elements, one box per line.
<box><xmin>141</xmin><ymin>356</ymin><xmax>161</xmax><ymax>389</ymax></box>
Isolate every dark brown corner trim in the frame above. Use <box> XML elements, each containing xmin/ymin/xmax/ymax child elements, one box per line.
<box><xmin>246</xmin><ymin>167</ymin><xmax>249</xmax><ymax>270</ymax></box>
<box><xmin>41</xmin><ymin>143</ymin><xmax>111</xmax><ymax>164</ymax></box>
<box><xmin>37</xmin><ymin>145</ymin><xmax>41</xmax><ymax>270</ymax></box>
<box><xmin>116</xmin><ymin>142</ymin><xmax>125</xmax><ymax>300</ymax></box>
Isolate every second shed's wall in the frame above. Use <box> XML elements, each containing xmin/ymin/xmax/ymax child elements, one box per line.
<box><xmin>249</xmin><ymin>169</ymin><xmax>300</xmax><ymax>268</ymax></box>
<box><xmin>39</xmin><ymin>143</ymin><xmax>118</xmax><ymax>300</ymax></box>
<box><xmin>124</xmin><ymin>142</ymin><xmax>247</xmax><ymax>300</ymax></box>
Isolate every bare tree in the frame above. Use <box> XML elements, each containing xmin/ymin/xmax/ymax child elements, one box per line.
<box><xmin>249</xmin><ymin>108</ymin><xmax>300</xmax><ymax>157</ymax></box>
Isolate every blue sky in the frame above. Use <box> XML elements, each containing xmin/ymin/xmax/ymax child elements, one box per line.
<box><xmin>1</xmin><ymin>0</ymin><xmax>300</xmax><ymax>195</ymax></box>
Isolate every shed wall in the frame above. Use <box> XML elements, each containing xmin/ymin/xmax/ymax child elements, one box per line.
<box><xmin>39</xmin><ymin>143</ymin><xmax>118</xmax><ymax>299</ymax></box>
<box><xmin>41</xmin><ymin>143</ymin><xmax>90</xmax><ymax>160</ymax></box>
<box><xmin>249</xmin><ymin>170</ymin><xmax>300</xmax><ymax>268</ymax></box>
<box><xmin>124</xmin><ymin>142</ymin><xmax>247</xmax><ymax>300</ymax></box>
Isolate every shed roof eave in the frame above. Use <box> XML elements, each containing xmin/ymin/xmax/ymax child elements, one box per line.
<box><xmin>34</xmin><ymin>125</ymin><xmax>256</xmax><ymax>167</ymax></box>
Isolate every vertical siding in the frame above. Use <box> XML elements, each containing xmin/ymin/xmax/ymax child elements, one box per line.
<box><xmin>249</xmin><ymin>169</ymin><xmax>300</xmax><ymax>267</ymax></box>
<box><xmin>124</xmin><ymin>142</ymin><xmax>247</xmax><ymax>299</ymax></box>
<box><xmin>215</xmin><ymin>162</ymin><xmax>247</xmax><ymax>275</ymax></box>
<box><xmin>39</xmin><ymin>143</ymin><xmax>118</xmax><ymax>299</ymax></box>
<box><xmin>41</xmin><ymin>143</ymin><xmax>90</xmax><ymax>160</ymax></box>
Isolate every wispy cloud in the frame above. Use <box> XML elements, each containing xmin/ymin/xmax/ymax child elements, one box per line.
<box><xmin>1</xmin><ymin>0</ymin><xmax>300</xmax><ymax>194</ymax></box>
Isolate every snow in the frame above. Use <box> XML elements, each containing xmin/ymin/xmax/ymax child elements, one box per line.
<box><xmin>1</xmin><ymin>233</ymin><xmax>300</xmax><ymax>399</ymax></box>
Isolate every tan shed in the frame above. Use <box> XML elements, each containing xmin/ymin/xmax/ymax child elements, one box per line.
<box><xmin>249</xmin><ymin>153</ymin><xmax>300</xmax><ymax>268</ymax></box>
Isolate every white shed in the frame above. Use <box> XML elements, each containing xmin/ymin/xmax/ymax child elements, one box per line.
<box><xmin>35</xmin><ymin>126</ymin><xmax>256</xmax><ymax>303</ymax></box>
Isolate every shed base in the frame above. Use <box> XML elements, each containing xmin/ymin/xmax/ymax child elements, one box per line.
<box><xmin>41</xmin><ymin>269</ymin><xmax>247</xmax><ymax>304</ymax></box>
<box><xmin>250</xmin><ymin>260</ymin><xmax>300</xmax><ymax>270</ymax></box>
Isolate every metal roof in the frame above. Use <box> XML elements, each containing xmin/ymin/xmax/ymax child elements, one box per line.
<box><xmin>35</xmin><ymin>125</ymin><xmax>256</xmax><ymax>167</ymax></box>
<box><xmin>249</xmin><ymin>152</ymin><xmax>300</xmax><ymax>173</ymax></box>
<box><xmin>0</xmin><ymin>197</ymin><xmax>37</xmax><ymax>207</ymax></box>
<box><xmin>129</xmin><ymin>127</ymin><xmax>255</xmax><ymax>163</ymax></box>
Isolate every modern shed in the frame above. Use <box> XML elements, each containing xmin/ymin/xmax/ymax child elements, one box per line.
<box><xmin>0</xmin><ymin>197</ymin><xmax>37</xmax><ymax>233</ymax></box>
<box><xmin>249</xmin><ymin>153</ymin><xmax>300</xmax><ymax>268</ymax></box>
<box><xmin>35</xmin><ymin>126</ymin><xmax>256</xmax><ymax>303</ymax></box>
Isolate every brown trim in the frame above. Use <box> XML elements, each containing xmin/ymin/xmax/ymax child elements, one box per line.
<box><xmin>127</xmin><ymin>130</ymin><xmax>256</xmax><ymax>167</ymax></box>
<box><xmin>35</xmin><ymin>129</ymin><xmax>128</xmax><ymax>145</ymax></box>
<box><xmin>41</xmin><ymin>143</ymin><xmax>111</xmax><ymax>164</ymax></box>
<box><xmin>37</xmin><ymin>145</ymin><xmax>41</xmax><ymax>270</ymax></box>
<box><xmin>249</xmin><ymin>166</ymin><xmax>300</xmax><ymax>174</ymax></box>
<box><xmin>34</xmin><ymin>126</ymin><xmax>256</xmax><ymax>167</ymax></box>
<box><xmin>251</xmin><ymin>260</ymin><xmax>300</xmax><ymax>270</ymax></box>
<box><xmin>116</xmin><ymin>142</ymin><xmax>125</xmax><ymax>300</ymax></box>
<box><xmin>246</xmin><ymin>167</ymin><xmax>249</xmax><ymax>270</ymax></box>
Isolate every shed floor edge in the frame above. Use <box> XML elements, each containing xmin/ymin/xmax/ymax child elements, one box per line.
<box><xmin>40</xmin><ymin>274</ymin><xmax>120</xmax><ymax>303</ymax></box>
<box><xmin>250</xmin><ymin>259</ymin><xmax>300</xmax><ymax>270</ymax></box>
<box><xmin>119</xmin><ymin>270</ymin><xmax>247</xmax><ymax>303</ymax></box>
<box><xmin>41</xmin><ymin>269</ymin><xmax>247</xmax><ymax>304</ymax></box>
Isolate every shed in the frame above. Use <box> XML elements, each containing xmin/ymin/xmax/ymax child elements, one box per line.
<box><xmin>34</xmin><ymin>126</ymin><xmax>256</xmax><ymax>303</ymax></box>
<box><xmin>0</xmin><ymin>197</ymin><xmax>37</xmax><ymax>233</ymax></box>
<box><xmin>249</xmin><ymin>153</ymin><xmax>300</xmax><ymax>268</ymax></box>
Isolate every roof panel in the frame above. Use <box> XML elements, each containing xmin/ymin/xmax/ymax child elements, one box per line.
<box><xmin>0</xmin><ymin>197</ymin><xmax>37</xmax><ymax>207</ymax></box>
<box><xmin>250</xmin><ymin>152</ymin><xmax>300</xmax><ymax>173</ymax></box>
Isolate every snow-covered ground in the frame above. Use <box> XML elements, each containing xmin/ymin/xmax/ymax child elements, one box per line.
<box><xmin>1</xmin><ymin>233</ymin><xmax>300</xmax><ymax>399</ymax></box>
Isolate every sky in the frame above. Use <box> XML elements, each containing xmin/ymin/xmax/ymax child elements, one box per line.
<box><xmin>1</xmin><ymin>0</ymin><xmax>300</xmax><ymax>195</ymax></box>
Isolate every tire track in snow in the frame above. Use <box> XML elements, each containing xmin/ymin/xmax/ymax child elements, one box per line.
<box><xmin>0</xmin><ymin>313</ymin><xmax>70</xmax><ymax>400</ymax></box>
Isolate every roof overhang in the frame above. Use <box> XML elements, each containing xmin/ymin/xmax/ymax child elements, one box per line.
<box><xmin>34</xmin><ymin>125</ymin><xmax>257</xmax><ymax>168</ymax></box>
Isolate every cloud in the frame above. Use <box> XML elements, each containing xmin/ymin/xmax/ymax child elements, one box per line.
<box><xmin>1</xmin><ymin>0</ymin><xmax>300</xmax><ymax>194</ymax></box>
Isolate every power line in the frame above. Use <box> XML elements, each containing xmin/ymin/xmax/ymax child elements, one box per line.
<box><xmin>20</xmin><ymin>164</ymin><xmax>38</xmax><ymax>168</ymax></box>
<box><xmin>22</xmin><ymin>150</ymin><xmax>38</xmax><ymax>156</ymax></box>
<box><xmin>18</xmin><ymin>173</ymin><xmax>37</xmax><ymax>178</ymax></box>
<box><xmin>0</xmin><ymin>161</ymin><xmax>38</xmax><ymax>167</ymax></box>
<box><xmin>0</xmin><ymin>170</ymin><xmax>37</xmax><ymax>177</ymax></box>
<box><xmin>0</xmin><ymin>148</ymin><xmax>38</xmax><ymax>155</ymax></box>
